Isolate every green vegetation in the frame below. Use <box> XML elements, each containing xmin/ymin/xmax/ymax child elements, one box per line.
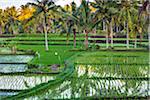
<box><xmin>4</xmin><ymin>49</ymin><xmax>149</xmax><ymax>99</ymax></box>
<box><xmin>17</xmin><ymin>45</ymin><xmax>75</xmax><ymax>65</ymax></box>
<box><xmin>0</xmin><ymin>0</ymin><xmax>149</xmax><ymax>99</ymax></box>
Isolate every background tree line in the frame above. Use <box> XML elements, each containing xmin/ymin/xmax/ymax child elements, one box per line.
<box><xmin>0</xmin><ymin>0</ymin><xmax>149</xmax><ymax>50</ymax></box>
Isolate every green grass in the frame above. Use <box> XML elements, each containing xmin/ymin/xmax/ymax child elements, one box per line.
<box><xmin>73</xmin><ymin>51</ymin><xmax>148</xmax><ymax>64</ymax></box>
<box><xmin>17</xmin><ymin>45</ymin><xmax>78</xmax><ymax>66</ymax></box>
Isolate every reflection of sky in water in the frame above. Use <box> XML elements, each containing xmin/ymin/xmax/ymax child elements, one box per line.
<box><xmin>0</xmin><ymin>55</ymin><xmax>34</xmax><ymax>63</ymax></box>
<box><xmin>0</xmin><ymin>76</ymin><xmax>54</xmax><ymax>90</ymax></box>
<box><xmin>0</xmin><ymin>64</ymin><xmax>27</xmax><ymax>73</ymax></box>
<box><xmin>0</xmin><ymin>55</ymin><xmax>34</xmax><ymax>72</ymax></box>
<box><xmin>1</xmin><ymin>63</ymin><xmax>149</xmax><ymax>98</ymax></box>
<box><xmin>27</xmin><ymin>65</ymin><xmax>149</xmax><ymax>99</ymax></box>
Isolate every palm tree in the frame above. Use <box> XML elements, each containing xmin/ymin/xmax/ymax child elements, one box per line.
<box><xmin>59</xmin><ymin>0</ymin><xmax>101</xmax><ymax>49</ymax></box>
<box><xmin>91</xmin><ymin>0</ymin><xmax>118</xmax><ymax>48</ymax></box>
<box><xmin>0</xmin><ymin>9</ymin><xmax>3</xmax><ymax>35</ymax></box>
<box><xmin>18</xmin><ymin>5</ymin><xmax>36</xmax><ymax>33</ymax></box>
<box><xmin>59</xmin><ymin>3</ymin><xmax>77</xmax><ymax>45</ymax></box>
<box><xmin>27</xmin><ymin>0</ymin><xmax>58</xmax><ymax>51</ymax></box>
<box><xmin>3</xmin><ymin>6</ymin><xmax>19</xmax><ymax>35</ymax></box>
<box><xmin>78</xmin><ymin>0</ymin><xmax>101</xmax><ymax>49</ymax></box>
<box><xmin>139</xmin><ymin>0</ymin><xmax>149</xmax><ymax>47</ymax></box>
<box><xmin>118</xmin><ymin>1</ymin><xmax>138</xmax><ymax>49</ymax></box>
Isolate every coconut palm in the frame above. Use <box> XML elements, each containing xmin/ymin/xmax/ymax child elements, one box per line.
<box><xmin>131</xmin><ymin>11</ymin><xmax>139</xmax><ymax>48</ymax></box>
<box><xmin>58</xmin><ymin>3</ymin><xmax>77</xmax><ymax>45</ymax></box>
<box><xmin>76</xmin><ymin>0</ymin><xmax>101</xmax><ymax>49</ymax></box>
<box><xmin>3</xmin><ymin>6</ymin><xmax>19</xmax><ymax>35</ymax></box>
<box><xmin>27</xmin><ymin>0</ymin><xmax>58</xmax><ymax>51</ymax></box>
<box><xmin>0</xmin><ymin>9</ymin><xmax>3</xmax><ymax>35</ymax></box>
<box><xmin>118</xmin><ymin>1</ymin><xmax>138</xmax><ymax>49</ymax></box>
<box><xmin>59</xmin><ymin>0</ymin><xmax>101</xmax><ymax>49</ymax></box>
<box><xmin>139</xmin><ymin>0</ymin><xmax>149</xmax><ymax>46</ymax></box>
<box><xmin>91</xmin><ymin>0</ymin><xmax>118</xmax><ymax>48</ymax></box>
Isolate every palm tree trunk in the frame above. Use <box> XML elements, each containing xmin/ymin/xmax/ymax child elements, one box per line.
<box><xmin>110</xmin><ymin>21</ymin><xmax>113</xmax><ymax>48</ymax></box>
<box><xmin>0</xmin><ymin>25</ymin><xmax>2</xmax><ymax>35</ymax></box>
<box><xmin>85</xmin><ymin>30</ymin><xmax>88</xmax><ymax>49</ymax></box>
<box><xmin>134</xmin><ymin>34</ymin><xmax>137</xmax><ymax>48</ymax></box>
<box><xmin>73</xmin><ymin>29</ymin><xmax>76</xmax><ymax>48</ymax></box>
<box><xmin>12</xmin><ymin>25</ymin><xmax>17</xmax><ymax>35</ymax></box>
<box><xmin>140</xmin><ymin>33</ymin><xmax>143</xmax><ymax>44</ymax></box>
<box><xmin>118</xmin><ymin>26</ymin><xmax>120</xmax><ymax>33</ymax></box>
<box><xmin>33</xmin><ymin>24</ymin><xmax>37</xmax><ymax>34</ymax></box>
<box><xmin>103</xmin><ymin>19</ymin><xmax>105</xmax><ymax>31</ymax></box>
<box><xmin>106</xmin><ymin>25</ymin><xmax>109</xmax><ymax>48</ymax></box>
<box><xmin>126</xmin><ymin>22</ymin><xmax>129</xmax><ymax>49</ymax></box>
<box><xmin>116</xmin><ymin>25</ymin><xmax>118</xmax><ymax>33</ymax></box>
<box><xmin>43</xmin><ymin>14</ymin><xmax>49</xmax><ymax>51</ymax></box>
<box><xmin>66</xmin><ymin>32</ymin><xmax>69</xmax><ymax>45</ymax></box>
<box><xmin>148</xmin><ymin>16</ymin><xmax>150</xmax><ymax>50</ymax></box>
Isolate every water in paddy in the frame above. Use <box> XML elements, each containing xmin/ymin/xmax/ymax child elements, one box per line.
<box><xmin>1</xmin><ymin>52</ymin><xmax>149</xmax><ymax>99</ymax></box>
<box><xmin>27</xmin><ymin>56</ymin><xmax>149</xmax><ymax>99</ymax></box>
<box><xmin>0</xmin><ymin>64</ymin><xmax>27</xmax><ymax>73</ymax></box>
<box><xmin>0</xmin><ymin>55</ymin><xmax>34</xmax><ymax>73</ymax></box>
<box><xmin>0</xmin><ymin>75</ymin><xmax>54</xmax><ymax>97</ymax></box>
<box><xmin>0</xmin><ymin>54</ymin><xmax>35</xmax><ymax>97</ymax></box>
<box><xmin>0</xmin><ymin>55</ymin><xmax>34</xmax><ymax>63</ymax></box>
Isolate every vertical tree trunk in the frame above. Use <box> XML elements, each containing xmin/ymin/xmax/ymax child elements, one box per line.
<box><xmin>106</xmin><ymin>25</ymin><xmax>109</xmax><ymax>48</ymax></box>
<box><xmin>134</xmin><ymin>33</ymin><xmax>137</xmax><ymax>48</ymax></box>
<box><xmin>33</xmin><ymin>24</ymin><xmax>37</xmax><ymax>34</ymax></box>
<box><xmin>66</xmin><ymin>22</ymin><xmax>69</xmax><ymax>45</ymax></box>
<box><xmin>148</xmin><ymin>16</ymin><xmax>150</xmax><ymax>50</ymax></box>
<box><xmin>43</xmin><ymin>14</ymin><xmax>49</xmax><ymax>51</ymax></box>
<box><xmin>116</xmin><ymin>25</ymin><xmax>118</xmax><ymax>33</ymax></box>
<box><xmin>85</xmin><ymin>30</ymin><xmax>88</xmax><ymax>49</ymax></box>
<box><xmin>66</xmin><ymin>32</ymin><xmax>69</xmax><ymax>45</ymax></box>
<box><xmin>93</xmin><ymin>28</ymin><xmax>97</xmax><ymax>47</ymax></box>
<box><xmin>110</xmin><ymin>21</ymin><xmax>113</xmax><ymax>48</ymax></box>
<box><xmin>0</xmin><ymin>25</ymin><xmax>2</xmax><ymax>35</ymax></box>
<box><xmin>12</xmin><ymin>25</ymin><xmax>17</xmax><ymax>35</ymax></box>
<box><xmin>134</xmin><ymin>37</ymin><xmax>137</xmax><ymax>48</ymax></box>
<box><xmin>139</xmin><ymin>33</ymin><xmax>143</xmax><ymax>44</ymax></box>
<box><xmin>126</xmin><ymin>22</ymin><xmax>129</xmax><ymax>49</ymax></box>
<box><xmin>103</xmin><ymin>19</ymin><xmax>105</xmax><ymax>31</ymax></box>
<box><xmin>73</xmin><ymin>29</ymin><xmax>76</xmax><ymax>48</ymax></box>
<box><xmin>118</xmin><ymin>26</ymin><xmax>120</xmax><ymax>33</ymax></box>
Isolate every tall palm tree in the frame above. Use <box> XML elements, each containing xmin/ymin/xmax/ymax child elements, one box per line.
<box><xmin>59</xmin><ymin>0</ymin><xmax>101</xmax><ymax>49</ymax></box>
<box><xmin>131</xmin><ymin>11</ymin><xmax>139</xmax><ymax>48</ymax></box>
<box><xmin>59</xmin><ymin>3</ymin><xmax>77</xmax><ymax>45</ymax></box>
<box><xmin>27</xmin><ymin>0</ymin><xmax>58</xmax><ymax>51</ymax></box>
<box><xmin>118</xmin><ymin>1</ymin><xmax>138</xmax><ymax>49</ymax></box>
<box><xmin>139</xmin><ymin>0</ymin><xmax>149</xmax><ymax>46</ymax></box>
<box><xmin>4</xmin><ymin>6</ymin><xmax>19</xmax><ymax>35</ymax></box>
<box><xmin>0</xmin><ymin>9</ymin><xmax>3</xmax><ymax>35</ymax></box>
<box><xmin>91</xmin><ymin>0</ymin><xmax>118</xmax><ymax>48</ymax></box>
<box><xmin>78</xmin><ymin>0</ymin><xmax>101</xmax><ymax>49</ymax></box>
